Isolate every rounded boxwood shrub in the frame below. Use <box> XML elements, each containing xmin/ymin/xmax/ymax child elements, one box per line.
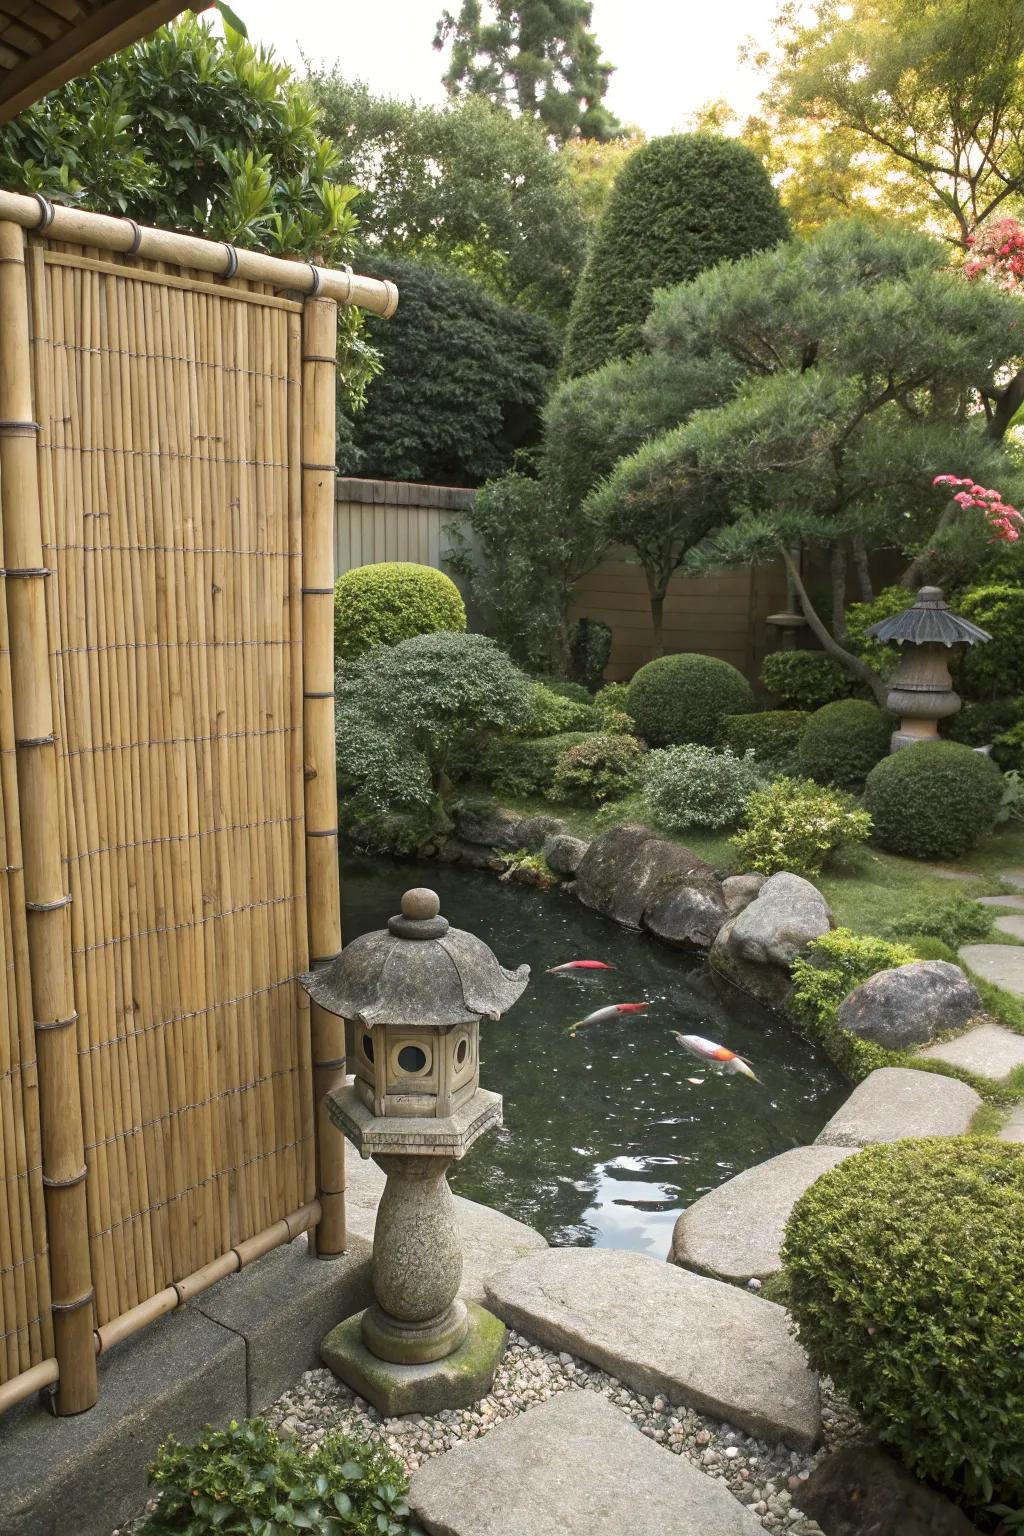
<box><xmin>760</xmin><ymin>650</ymin><xmax>853</xmax><ymax>711</ymax></box>
<box><xmin>797</xmin><ymin>699</ymin><xmax>891</xmax><ymax>790</ymax></box>
<box><xmin>782</xmin><ymin>1138</ymin><xmax>1024</xmax><ymax>1505</ymax></box>
<box><xmin>641</xmin><ymin>745</ymin><xmax>763</xmax><ymax>831</ymax></box>
<box><xmin>863</xmin><ymin>740</ymin><xmax>1003</xmax><ymax>858</ymax></box>
<box><xmin>334</xmin><ymin>561</ymin><xmax>466</xmax><ymax>661</ymax></box>
<box><xmin>719</xmin><ymin>710</ymin><xmax>810</xmax><ymax>763</ymax></box>
<box><xmin>626</xmin><ymin>653</ymin><xmax>753</xmax><ymax>747</ymax></box>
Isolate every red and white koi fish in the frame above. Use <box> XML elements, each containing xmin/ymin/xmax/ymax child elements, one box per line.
<box><xmin>546</xmin><ymin>959</ymin><xmax>617</xmax><ymax>974</ymax></box>
<box><xmin>567</xmin><ymin>1002</ymin><xmax>649</xmax><ymax>1037</ymax></box>
<box><xmin>670</xmin><ymin>1031</ymin><xmax>760</xmax><ymax>1083</ymax></box>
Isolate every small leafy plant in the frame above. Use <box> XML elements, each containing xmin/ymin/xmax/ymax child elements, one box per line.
<box><xmin>730</xmin><ymin>777</ymin><xmax>872</xmax><ymax>877</ymax></box>
<box><xmin>641</xmin><ymin>744</ymin><xmax>763</xmax><ymax>831</ymax></box>
<box><xmin>552</xmin><ymin>732</ymin><xmax>647</xmax><ymax>804</ymax></box>
<box><xmin>139</xmin><ymin>1417</ymin><xmax>423</xmax><ymax>1535</ymax></box>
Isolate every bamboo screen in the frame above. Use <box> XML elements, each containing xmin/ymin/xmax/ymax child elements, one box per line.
<box><xmin>26</xmin><ymin>242</ymin><xmax>314</xmax><ymax>1330</ymax></box>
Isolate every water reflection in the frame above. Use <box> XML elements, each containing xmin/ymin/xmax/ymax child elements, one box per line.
<box><xmin>339</xmin><ymin>854</ymin><xmax>846</xmax><ymax>1253</ymax></box>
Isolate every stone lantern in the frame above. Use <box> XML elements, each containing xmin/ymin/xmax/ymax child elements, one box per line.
<box><xmin>300</xmin><ymin>887</ymin><xmax>529</xmax><ymax>1414</ymax></box>
<box><xmin>867</xmin><ymin>586</ymin><xmax>991</xmax><ymax>752</ymax></box>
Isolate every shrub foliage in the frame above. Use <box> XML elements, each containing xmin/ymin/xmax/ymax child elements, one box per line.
<box><xmin>957</xmin><ymin>582</ymin><xmax>1024</xmax><ymax>698</ymax></box>
<box><xmin>552</xmin><ymin>733</ymin><xmax>648</xmax><ymax>804</ymax></box>
<box><xmin>626</xmin><ymin>653</ymin><xmax>754</xmax><ymax>747</ymax></box>
<box><xmin>789</xmin><ymin>928</ymin><xmax>918</xmax><ymax>1078</ymax></box>
<box><xmin>642</xmin><ymin>745</ymin><xmax>763</xmax><ymax>831</ymax></box>
<box><xmin>515</xmin><ymin>683</ymin><xmax>600</xmax><ymax>737</ymax></box>
<box><xmin>797</xmin><ymin>699</ymin><xmax>891</xmax><ymax>790</ymax></box>
<box><xmin>760</xmin><ymin>650</ymin><xmax>853</xmax><ymax>711</ymax></box>
<box><xmin>481</xmin><ymin>731</ymin><xmax>591</xmax><ymax>798</ymax></box>
<box><xmin>782</xmin><ymin>1139</ymin><xmax>1024</xmax><ymax>1506</ymax></box>
<box><xmin>863</xmin><ymin>740</ymin><xmax>1003</xmax><ymax>858</ymax></box>
<box><xmin>730</xmin><ymin>777</ymin><xmax>872</xmax><ymax>877</ymax></box>
<box><xmin>719</xmin><ymin>710</ymin><xmax>810</xmax><ymax>764</ymax></box>
<box><xmin>334</xmin><ymin>562</ymin><xmax>466</xmax><ymax>661</ymax></box>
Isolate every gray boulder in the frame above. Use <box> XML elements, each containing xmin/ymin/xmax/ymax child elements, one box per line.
<box><xmin>452</xmin><ymin>801</ymin><xmax>522</xmax><ymax>849</ymax></box>
<box><xmin>516</xmin><ymin>813</ymin><xmax>565</xmax><ymax>852</ymax></box>
<box><xmin>575</xmin><ymin>823</ymin><xmax>718</xmax><ymax>933</ymax></box>
<box><xmin>643</xmin><ymin>875</ymin><xmax>727</xmax><ymax>951</ymax></box>
<box><xmin>839</xmin><ymin>961</ymin><xmax>981</xmax><ymax>1050</ymax></box>
<box><xmin>721</xmin><ymin>873</ymin><xmax>766</xmax><ymax>917</ymax></box>
<box><xmin>711</xmin><ymin>871</ymin><xmax>832</xmax><ymax>1007</ymax></box>
<box><xmin>798</xmin><ymin>1445</ymin><xmax>982</xmax><ymax>1536</ymax></box>
<box><xmin>543</xmin><ymin>831</ymin><xmax>589</xmax><ymax>877</ymax></box>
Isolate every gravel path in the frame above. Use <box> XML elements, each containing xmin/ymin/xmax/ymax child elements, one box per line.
<box><xmin>261</xmin><ymin>1331</ymin><xmax>862</xmax><ymax>1536</ymax></box>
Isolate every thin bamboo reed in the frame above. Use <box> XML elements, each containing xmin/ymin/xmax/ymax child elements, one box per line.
<box><xmin>301</xmin><ymin>298</ymin><xmax>346</xmax><ymax>1258</ymax></box>
<box><xmin>0</xmin><ymin>220</ymin><xmax>96</xmax><ymax>1414</ymax></box>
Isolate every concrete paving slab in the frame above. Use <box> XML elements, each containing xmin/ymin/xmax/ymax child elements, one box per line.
<box><xmin>1000</xmin><ymin>869</ymin><xmax>1024</xmax><ymax>890</ymax></box>
<box><xmin>976</xmin><ymin>896</ymin><xmax>1024</xmax><ymax>911</ymax></box>
<box><xmin>918</xmin><ymin>1021</ymin><xmax>1024</xmax><ymax>1082</ymax></box>
<box><xmin>344</xmin><ymin>1152</ymin><xmax>546</xmax><ymax>1306</ymax></box>
<box><xmin>1000</xmin><ymin>1105</ymin><xmax>1024</xmax><ymax>1143</ymax></box>
<box><xmin>959</xmin><ymin>943</ymin><xmax>1024</xmax><ymax>997</ymax></box>
<box><xmin>814</xmin><ymin>1067</ymin><xmax>980</xmax><ymax>1147</ymax></box>
<box><xmin>410</xmin><ymin>1390</ymin><xmax>764</xmax><ymax>1536</ymax></box>
<box><xmin>485</xmin><ymin>1247</ymin><xmax>820</xmax><ymax>1451</ymax></box>
<box><xmin>995</xmin><ymin>914</ymin><xmax>1024</xmax><ymax>940</ymax></box>
<box><xmin>0</xmin><ymin>1307</ymin><xmax>246</xmax><ymax>1536</ymax></box>
<box><xmin>669</xmin><ymin>1146</ymin><xmax>857</xmax><ymax>1284</ymax></box>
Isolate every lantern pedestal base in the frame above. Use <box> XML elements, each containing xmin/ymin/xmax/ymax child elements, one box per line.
<box><xmin>321</xmin><ymin>1301</ymin><xmax>507</xmax><ymax>1415</ymax></box>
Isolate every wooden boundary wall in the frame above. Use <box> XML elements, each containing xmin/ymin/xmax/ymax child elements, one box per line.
<box><xmin>334</xmin><ymin>478</ymin><xmax>789</xmax><ymax>682</ymax></box>
<box><xmin>0</xmin><ymin>190</ymin><xmax>396</xmax><ymax>1418</ymax></box>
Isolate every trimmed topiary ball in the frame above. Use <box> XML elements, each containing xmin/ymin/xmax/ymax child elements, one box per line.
<box><xmin>334</xmin><ymin>561</ymin><xmax>466</xmax><ymax>661</ymax></box>
<box><xmin>626</xmin><ymin>653</ymin><xmax>753</xmax><ymax>747</ymax></box>
<box><xmin>719</xmin><ymin>710</ymin><xmax>810</xmax><ymax>764</ymax></box>
<box><xmin>760</xmin><ymin>650</ymin><xmax>853</xmax><ymax>711</ymax></box>
<box><xmin>797</xmin><ymin>700</ymin><xmax>891</xmax><ymax>790</ymax></box>
<box><xmin>863</xmin><ymin>739</ymin><xmax>1003</xmax><ymax>858</ymax></box>
<box><xmin>782</xmin><ymin>1138</ymin><xmax>1024</xmax><ymax>1505</ymax></box>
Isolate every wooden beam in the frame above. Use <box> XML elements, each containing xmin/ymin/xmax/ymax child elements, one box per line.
<box><xmin>0</xmin><ymin>0</ymin><xmax>186</xmax><ymax>124</ymax></box>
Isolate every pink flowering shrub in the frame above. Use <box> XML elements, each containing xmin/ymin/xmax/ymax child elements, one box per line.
<box><xmin>963</xmin><ymin>217</ymin><xmax>1024</xmax><ymax>289</ymax></box>
<box><xmin>933</xmin><ymin>475</ymin><xmax>1022</xmax><ymax>542</ymax></box>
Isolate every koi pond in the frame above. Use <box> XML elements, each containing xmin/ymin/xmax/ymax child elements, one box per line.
<box><xmin>339</xmin><ymin>856</ymin><xmax>847</xmax><ymax>1256</ymax></box>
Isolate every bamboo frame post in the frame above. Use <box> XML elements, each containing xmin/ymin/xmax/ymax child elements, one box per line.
<box><xmin>301</xmin><ymin>297</ymin><xmax>346</xmax><ymax>1257</ymax></box>
<box><xmin>0</xmin><ymin>221</ymin><xmax>97</xmax><ymax>1413</ymax></box>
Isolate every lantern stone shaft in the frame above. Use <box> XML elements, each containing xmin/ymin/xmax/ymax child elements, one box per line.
<box><xmin>300</xmin><ymin>887</ymin><xmax>528</xmax><ymax>1414</ymax></box>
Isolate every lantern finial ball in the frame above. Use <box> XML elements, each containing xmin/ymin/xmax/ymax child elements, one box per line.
<box><xmin>401</xmin><ymin>887</ymin><xmax>440</xmax><ymax>921</ymax></box>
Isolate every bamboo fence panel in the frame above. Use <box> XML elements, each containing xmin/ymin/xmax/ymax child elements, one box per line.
<box><xmin>26</xmin><ymin>240</ymin><xmax>315</xmax><ymax>1334</ymax></box>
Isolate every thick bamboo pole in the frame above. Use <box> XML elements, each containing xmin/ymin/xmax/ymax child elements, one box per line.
<box><xmin>301</xmin><ymin>298</ymin><xmax>346</xmax><ymax>1258</ymax></box>
<box><xmin>0</xmin><ymin>221</ymin><xmax>97</xmax><ymax>1413</ymax></box>
<box><xmin>0</xmin><ymin>191</ymin><xmax>398</xmax><ymax>316</ymax></box>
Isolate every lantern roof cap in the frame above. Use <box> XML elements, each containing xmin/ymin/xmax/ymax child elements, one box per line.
<box><xmin>299</xmin><ymin>888</ymin><xmax>529</xmax><ymax>1030</ymax></box>
<box><xmin>866</xmin><ymin>586</ymin><xmax>991</xmax><ymax>648</ymax></box>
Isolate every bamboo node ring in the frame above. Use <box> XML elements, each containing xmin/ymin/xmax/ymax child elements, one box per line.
<box><xmin>303</xmin><ymin>689</ymin><xmax>334</xmax><ymax>700</ymax></box>
<box><xmin>50</xmin><ymin>1287</ymin><xmax>95</xmax><ymax>1313</ymax></box>
<box><xmin>43</xmin><ymin>1165</ymin><xmax>88</xmax><ymax>1191</ymax></box>
<box><xmin>26</xmin><ymin>893</ymin><xmax>72</xmax><ymax>913</ymax></box>
<box><xmin>0</xmin><ymin>419</ymin><xmax>41</xmax><ymax>435</ymax></box>
<box><xmin>222</xmin><ymin>243</ymin><xmax>238</xmax><ymax>279</ymax></box>
<box><xmin>310</xmin><ymin>950</ymin><xmax>343</xmax><ymax>968</ymax></box>
<box><xmin>307</xmin><ymin>827</ymin><xmax>339</xmax><ymax>838</ymax></box>
<box><xmin>300</xmin><ymin>586</ymin><xmax>335</xmax><ymax>596</ymax></box>
<box><xmin>301</xmin><ymin>462</ymin><xmax>337</xmax><ymax>473</ymax></box>
<box><xmin>314</xmin><ymin>1056</ymin><xmax>347</xmax><ymax>1071</ymax></box>
<box><xmin>33</xmin><ymin>192</ymin><xmax>56</xmax><ymax>230</ymax></box>
<box><xmin>15</xmin><ymin>733</ymin><xmax>56</xmax><ymax>747</ymax></box>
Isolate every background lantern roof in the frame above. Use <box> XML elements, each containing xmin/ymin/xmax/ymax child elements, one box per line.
<box><xmin>866</xmin><ymin>586</ymin><xmax>992</xmax><ymax>649</ymax></box>
<box><xmin>300</xmin><ymin>887</ymin><xmax>530</xmax><ymax>1030</ymax></box>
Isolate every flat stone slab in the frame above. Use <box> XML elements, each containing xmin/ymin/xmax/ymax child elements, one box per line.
<box><xmin>1000</xmin><ymin>869</ymin><xmax>1024</xmax><ymax>890</ymax></box>
<box><xmin>410</xmin><ymin>1390</ymin><xmax>764</xmax><ymax>1536</ymax></box>
<box><xmin>669</xmin><ymin>1146</ymin><xmax>857</xmax><ymax>1284</ymax></box>
<box><xmin>484</xmin><ymin>1247</ymin><xmax>820</xmax><ymax>1450</ymax></box>
<box><xmin>918</xmin><ymin>1021</ymin><xmax>1024</xmax><ymax>1082</ymax></box>
<box><xmin>814</xmin><ymin>1067</ymin><xmax>980</xmax><ymax>1148</ymax></box>
<box><xmin>1001</xmin><ymin>1104</ymin><xmax>1024</xmax><ymax>1143</ymax></box>
<box><xmin>344</xmin><ymin>1151</ymin><xmax>547</xmax><ymax>1306</ymax></box>
<box><xmin>959</xmin><ymin>943</ymin><xmax>1024</xmax><ymax>996</ymax></box>
<box><xmin>322</xmin><ymin>1301</ymin><xmax>506</xmax><ymax>1416</ymax></box>
<box><xmin>995</xmin><ymin>914</ymin><xmax>1024</xmax><ymax>940</ymax></box>
<box><xmin>976</xmin><ymin>895</ymin><xmax>1024</xmax><ymax>910</ymax></box>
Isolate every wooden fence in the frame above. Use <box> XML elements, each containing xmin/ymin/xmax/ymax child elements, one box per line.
<box><xmin>0</xmin><ymin>191</ymin><xmax>396</xmax><ymax>1418</ymax></box>
<box><xmin>333</xmin><ymin>478</ymin><xmax>789</xmax><ymax>681</ymax></box>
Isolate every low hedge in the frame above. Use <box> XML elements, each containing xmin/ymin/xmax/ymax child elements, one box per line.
<box><xmin>760</xmin><ymin>650</ymin><xmax>852</xmax><ymax>711</ymax></box>
<box><xmin>334</xmin><ymin>561</ymin><xmax>466</xmax><ymax>660</ymax></box>
<box><xmin>863</xmin><ymin>739</ymin><xmax>1003</xmax><ymax>858</ymax></box>
<box><xmin>516</xmin><ymin>683</ymin><xmax>600</xmax><ymax>737</ymax></box>
<box><xmin>481</xmin><ymin>732</ymin><xmax>591</xmax><ymax>799</ymax></box>
<box><xmin>626</xmin><ymin>653</ymin><xmax>753</xmax><ymax>747</ymax></box>
<box><xmin>797</xmin><ymin>699</ymin><xmax>891</xmax><ymax>790</ymax></box>
<box><xmin>718</xmin><ymin>710</ymin><xmax>809</xmax><ymax>763</ymax></box>
<box><xmin>782</xmin><ymin>1139</ymin><xmax>1024</xmax><ymax>1507</ymax></box>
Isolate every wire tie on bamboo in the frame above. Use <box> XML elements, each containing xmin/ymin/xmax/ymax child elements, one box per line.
<box><xmin>301</xmin><ymin>356</ymin><xmax>337</xmax><ymax>365</ymax></box>
<box><xmin>307</xmin><ymin>827</ymin><xmax>339</xmax><ymax>838</ymax></box>
<box><xmin>125</xmin><ymin>219</ymin><xmax>143</xmax><ymax>255</ymax></box>
<box><xmin>15</xmin><ymin>732</ymin><xmax>57</xmax><ymax>747</ymax></box>
<box><xmin>304</xmin><ymin>690</ymin><xmax>334</xmax><ymax>699</ymax></box>
<box><xmin>34</xmin><ymin>1010</ymin><xmax>79</xmax><ymax>1034</ymax></box>
<box><xmin>300</xmin><ymin>586</ymin><xmax>335</xmax><ymax>596</ymax></box>
<box><xmin>4</xmin><ymin>566</ymin><xmax>50</xmax><ymax>578</ymax></box>
<box><xmin>222</xmin><ymin>244</ymin><xmax>239</xmax><ymax>279</ymax></box>
<box><xmin>301</xmin><ymin>462</ymin><xmax>337</xmax><ymax>473</ymax></box>
<box><xmin>0</xmin><ymin>419</ymin><xmax>41</xmax><ymax>435</ymax></box>
<box><xmin>51</xmin><ymin>1287</ymin><xmax>94</xmax><ymax>1315</ymax></box>
<box><xmin>32</xmin><ymin>192</ymin><xmax>56</xmax><ymax>230</ymax></box>
<box><xmin>42</xmin><ymin>1165</ymin><xmax>87</xmax><ymax>1190</ymax></box>
<box><xmin>25</xmin><ymin>893</ymin><xmax>72</xmax><ymax>912</ymax></box>
<box><xmin>306</xmin><ymin>264</ymin><xmax>322</xmax><ymax>297</ymax></box>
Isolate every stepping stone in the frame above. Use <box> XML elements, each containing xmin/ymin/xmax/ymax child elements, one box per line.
<box><xmin>918</xmin><ymin>1021</ymin><xmax>1024</xmax><ymax>1081</ymax></box>
<box><xmin>410</xmin><ymin>1389</ymin><xmax>764</xmax><ymax>1536</ymax></box>
<box><xmin>485</xmin><ymin>1247</ymin><xmax>820</xmax><ymax>1450</ymax></box>
<box><xmin>1000</xmin><ymin>1105</ymin><xmax>1024</xmax><ymax>1144</ymax></box>
<box><xmin>344</xmin><ymin>1150</ymin><xmax>546</xmax><ymax>1307</ymax></box>
<box><xmin>669</xmin><ymin>1146</ymin><xmax>857</xmax><ymax>1284</ymax></box>
<box><xmin>959</xmin><ymin>943</ymin><xmax>1024</xmax><ymax>997</ymax></box>
<box><xmin>1001</xmin><ymin>869</ymin><xmax>1024</xmax><ymax>890</ymax></box>
<box><xmin>814</xmin><ymin>1067</ymin><xmax>980</xmax><ymax>1148</ymax></box>
<box><xmin>976</xmin><ymin>895</ymin><xmax>1024</xmax><ymax>911</ymax></box>
<box><xmin>995</xmin><ymin>914</ymin><xmax>1024</xmax><ymax>940</ymax></box>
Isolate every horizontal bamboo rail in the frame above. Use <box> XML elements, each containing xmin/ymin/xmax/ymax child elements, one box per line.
<box><xmin>0</xmin><ymin>1201</ymin><xmax>320</xmax><ymax>1416</ymax></box>
<box><xmin>0</xmin><ymin>189</ymin><xmax>398</xmax><ymax>316</ymax></box>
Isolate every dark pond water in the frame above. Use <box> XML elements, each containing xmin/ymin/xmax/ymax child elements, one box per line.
<box><xmin>339</xmin><ymin>855</ymin><xmax>846</xmax><ymax>1257</ymax></box>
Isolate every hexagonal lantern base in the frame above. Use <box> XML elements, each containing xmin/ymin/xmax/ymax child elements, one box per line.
<box><xmin>321</xmin><ymin>1301</ymin><xmax>508</xmax><ymax>1415</ymax></box>
<box><xmin>325</xmin><ymin>1084</ymin><xmax>502</xmax><ymax>1159</ymax></box>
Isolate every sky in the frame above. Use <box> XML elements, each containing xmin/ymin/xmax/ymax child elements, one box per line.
<box><xmin>222</xmin><ymin>0</ymin><xmax>776</xmax><ymax>135</ymax></box>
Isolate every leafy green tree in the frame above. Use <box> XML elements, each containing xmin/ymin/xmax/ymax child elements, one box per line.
<box><xmin>766</xmin><ymin>0</ymin><xmax>1024</xmax><ymax>248</ymax></box>
<box><xmin>559</xmin><ymin>131</ymin><xmax>644</xmax><ymax>223</ymax></box>
<box><xmin>434</xmin><ymin>0</ymin><xmax>620</xmax><ymax>144</ymax></box>
<box><xmin>338</xmin><ymin>257</ymin><xmax>559</xmax><ymax>486</ymax></box>
<box><xmin>643</xmin><ymin>220</ymin><xmax>1024</xmax><ymax>698</ymax></box>
<box><xmin>0</xmin><ymin>18</ymin><xmax>375</xmax><ymax>410</ymax></box>
<box><xmin>562</xmin><ymin>133</ymin><xmax>789</xmax><ymax>377</ymax></box>
<box><xmin>307</xmin><ymin>74</ymin><xmax>587</xmax><ymax>322</ymax></box>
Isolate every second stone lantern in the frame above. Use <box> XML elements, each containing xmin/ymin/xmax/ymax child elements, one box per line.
<box><xmin>301</xmin><ymin>887</ymin><xmax>529</xmax><ymax>1414</ymax></box>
